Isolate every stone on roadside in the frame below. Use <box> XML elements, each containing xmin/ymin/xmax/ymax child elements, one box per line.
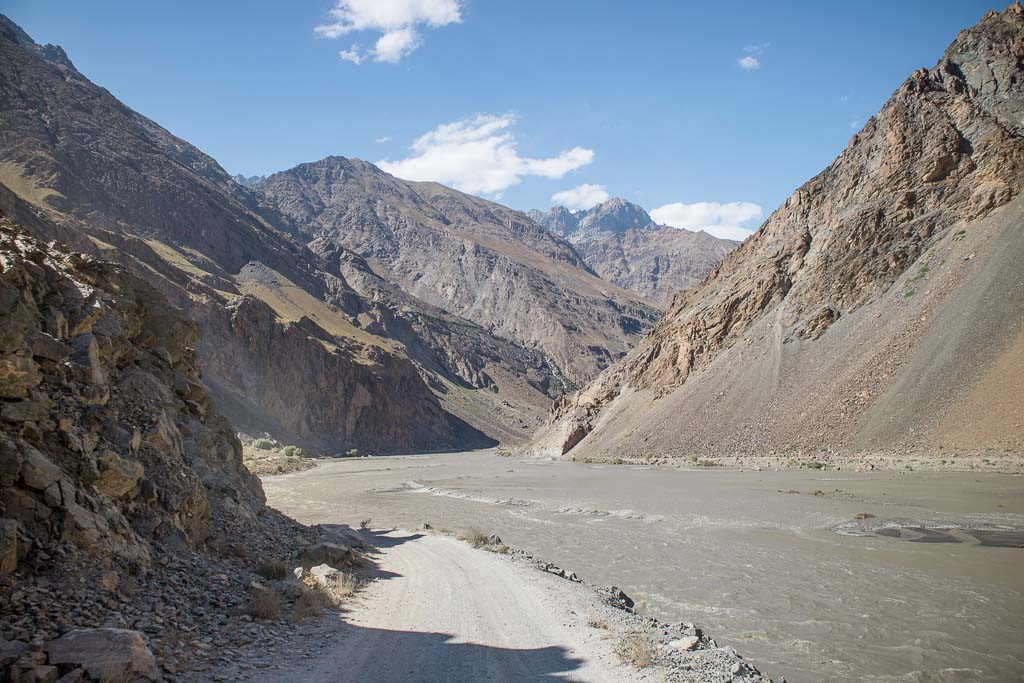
<box><xmin>45</xmin><ymin>628</ymin><xmax>159</xmax><ymax>681</ymax></box>
<box><xmin>668</xmin><ymin>635</ymin><xmax>700</xmax><ymax>651</ymax></box>
<box><xmin>298</xmin><ymin>542</ymin><xmax>355</xmax><ymax>569</ymax></box>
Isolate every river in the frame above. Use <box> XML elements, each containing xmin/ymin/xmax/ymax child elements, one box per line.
<box><xmin>262</xmin><ymin>450</ymin><xmax>1024</xmax><ymax>682</ymax></box>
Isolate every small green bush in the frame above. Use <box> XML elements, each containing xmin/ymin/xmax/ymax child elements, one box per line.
<box><xmin>281</xmin><ymin>445</ymin><xmax>304</xmax><ymax>458</ymax></box>
<box><xmin>251</xmin><ymin>438</ymin><xmax>276</xmax><ymax>450</ymax></box>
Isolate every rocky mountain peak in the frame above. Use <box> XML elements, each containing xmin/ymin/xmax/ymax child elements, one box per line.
<box><xmin>575</xmin><ymin>197</ymin><xmax>655</xmax><ymax>237</ymax></box>
<box><xmin>0</xmin><ymin>14</ymin><xmax>77</xmax><ymax>72</ymax></box>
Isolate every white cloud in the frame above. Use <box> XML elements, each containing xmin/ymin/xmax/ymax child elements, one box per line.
<box><xmin>339</xmin><ymin>45</ymin><xmax>365</xmax><ymax>64</ymax></box>
<box><xmin>373</xmin><ymin>27</ymin><xmax>420</xmax><ymax>62</ymax></box>
<box><xmin>650</xmin><ymin>201</ymin><xmax>763</xmax><ymax>241</ymax></box>
<box><xmin>315</xmin><ymin>0</ymin><xmax>461</xmax><ymax>64</ymax></box>
<box><xmin>551</xmin><ymin>184</ymin><xmax>609</xmax><ymax>210</ymax></box>
<box><xmin>378</xmin><ymin>113</ymin><xmax>594</xmax><ymax>196</ymax></box>
<box><xmin>375</xmin><ymin>135</ymin><xmax>392</xmax><ymax>143</ymax></box>
<box><xmin>743</xmin><ymin>43</ymin><xmax>768</xmax><ymax>55</ymax></box>
<box><xmin>738</xmin><ymin>55</ymin><xmax>760</xmax><ymax>70</ymax></box>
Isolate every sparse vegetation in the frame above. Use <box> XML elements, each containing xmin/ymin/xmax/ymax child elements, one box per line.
<box><xmin>345</xmin><ymin>448</ymin><xmax>360</xmax><ymax>457</ymax></box>
<box><xmin>611</xmin><ymin>457</ymin><xmax>625</xmax><ymax>465</ymax></box>
<box><xmin>359</xmin><ymin>518</ymin><xmax>372</xmax><ymax>530</ymax></box>
<box><xmin>952</xmin><ymin>229</ymin><xmax>968</xmax><ymax>241</ymax></box>
<box><xmin>457</xmin><ymin>528</ymin><xmax>492</xmax><ymax>548</ymax></box>
<box><xmin>247</xmin><ymin>588</ymin><xmax>283</xmax><ymax>620</ymax></box>
<box><xmin>281</xmin><ymin>445</ymin><xmax>304</xmax><ymax>458</ymax></box>
<box><xmin>614</xmin><ymin>630</ymin><xmax>657</xmax><ymax>668</ymax></box>
<box><xmin>255</xmin><ymin>560</ymin><xmax>289</xmax><ymax>580</ymax></box>
<box><xmin>587</xmin><ymin>615</ymin><xmax>610</xmax><ymax>629</ymax></box>
<box><xmin>251</xmin><ymin>438</ymin><xmax>277</xmax><ymax>450</ymax></box>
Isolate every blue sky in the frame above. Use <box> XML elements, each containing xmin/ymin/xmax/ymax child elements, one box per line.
<box><xmin>3</xmin><ymin>0</ymin><xmax>1001</xmax><ymax>238</ymax></box>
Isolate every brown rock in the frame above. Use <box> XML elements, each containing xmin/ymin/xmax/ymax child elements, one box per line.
<box><xmin>298</xmin><ymin>542</ymin><xmax>356</xmax><ymax>569</ymax></box>
<box><xmin>94</xmin><ymin>450</ymin><xmax>143</xmax><ymax>499</ymax></box>
<box><xmin>20</xmin><ymin>446</ymin><xmax>62</xmax><ymax>492</ymax></box>
<box><xmin>0</xmin><ymin>353</ymin><xmax>41</xmax><ymax>398</ymax></box>
<box><xmin>45</xmin><ymin>628</ymin><xmax>159</xmax><ymax>681</ymax></box>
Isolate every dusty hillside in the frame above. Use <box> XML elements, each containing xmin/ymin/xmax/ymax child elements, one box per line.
<box><xmin>531</xmin><ymin>199</ymin><xmax>738</xmax><ymax>305</ymax></box>
<box><xmin>255</xmin><ymin>158</ymin><xmax>661</xmax><ymax>385</ymax></box>
<box><xmin>0</xmin><ymin>15</ymin><xmax>554</xmax><ymax>449</ymax></box>
<box><xmin>527</xmin><ymin>5</ymin><xmax>1024</xmax><ymax>463</ymax></box>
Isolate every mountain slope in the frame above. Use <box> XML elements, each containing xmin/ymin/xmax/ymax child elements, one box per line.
<box><xmin>255</xmin><ymin>159</ymin><xmax>661</xmax><ymax>385</ymax></box>
<box><xmin>530</xmin><ymin>199</ymin><xmax>738</xmax><ymax>305</ymax></box>
<box><xmin>0</xmin><ymin>15</ymin><xmax>494</xmax><ymax>452</ymax></box>
<box><xmin>527</xmin><ymin>5</ymin><xmax>1024</xmax><ymax>461</ymax></box>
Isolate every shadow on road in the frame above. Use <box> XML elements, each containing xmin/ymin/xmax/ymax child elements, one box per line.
<box><xmin>257</xmin><ymin>624</ymin><xmax>587</xmax><ymax>682</ymax></box>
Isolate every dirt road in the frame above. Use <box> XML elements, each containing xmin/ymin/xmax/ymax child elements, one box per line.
<box><xmin>254</xmin><ymin>530</ymin><xmax>643</xmax><ymax>682</ymax></box>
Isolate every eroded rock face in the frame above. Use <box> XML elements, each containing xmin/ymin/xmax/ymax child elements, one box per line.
<box><xmin>530</xmin><ymin>6</ymin><xmax>1024</xmax><ymax>459</ymax></box>
<box><xmin>254</xmin><ymin>159</ymin><xmax>660</xmax><ymax>385</ymax></box>
<box><xmin>0</xmin><ymin>219</ymin><xmax>263</xmax><ymax>570</ymax></box>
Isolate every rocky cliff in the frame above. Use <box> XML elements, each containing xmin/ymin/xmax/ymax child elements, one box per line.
<box><xmin>254</xmin><ymin>159</ymin><xmax>661</xmax><ymax>385</ymax></box>
<box><xmin>0</xmin><ymin>218</ymin><xmax>377</xmax><ymax>679</ymax></box>
<box><xmin>530</xmin><ymin>199</ymin><xmax>738</xmax><ymax>305</ymax></box>
<box><xmin>527</xmin><ymin>5</ymin><xmax>1024</xmax><ymax>461</ymax></box>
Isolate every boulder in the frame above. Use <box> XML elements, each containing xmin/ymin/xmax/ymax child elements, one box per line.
<box><xmin>0</xmin><ymin>517</ymin><xmax>18</xmax><ymax>573</ymax></box>
<box><xmin>70</xmin><ymin>334</ymin><xmax>105</xmax><ymax>386</ymax></box>
<box><xmin>298</xmin><ymin>542</ymin><xmax>356</xmax><ymax>569</ymax></box>
<box><xmin>1</xmin><ymin>398</ymin><xmax>49</xmax><ymax>423</ymax></box>
<box><xmin>27</xmin><ymin>331</ymin><xmax>70</xmax><ymax>362</ymax></box>
<box><xmin>0</xmin><ymin>353</ymin><xmax>41</xmax><ymax>398</ymax></box>
<box><xmin>21</xmin><ymin>665</ymin><xmax>59</xmax><ymax>683</ymax></box>
<box><xmin>668</xmin><ymin>635</ymin><xmax>700</xmax><ymax>651</ymax></box>
<box><xmin>20</xmin><ymin>447</ymin><xmax>62</xmax><ymax>492</ymax></box>
<box><xmin>94</xmin><ymin>451</ymin><xmax>144</xmax><ymax>498</ymax></box>
<box><xmin>45</xmin><ymin>628</ymin><xmax>159</xmax><ymax>681</ymax></box>
<box><xmin>0</xmin><ymin>638</ymin><xmax>29</xmax><ymax>670</ymax></box>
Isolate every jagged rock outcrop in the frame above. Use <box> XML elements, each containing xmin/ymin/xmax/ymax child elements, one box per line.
<box><xmin>0</xmin><ymin>219</ymin><xmax>263</xmax><ymax>569</ymax></box>
<box><xmin>254</xmin><ymin>159</ymin><xmax>661</xmax><ymax>385</ymax></box>
<box><xmin>531</xmin><ymin>199</ymin><xmax>738</xmax><ymax>305</ymax></box>
<box><xmin>528</xmin><ymin>5</ymin><xmax>1024</xmax><ymax>460</ymax></box>
<box><xmin>0</xmin><ymin>218</ymin><xmax>378</xmax><ymax>680</ymax></box>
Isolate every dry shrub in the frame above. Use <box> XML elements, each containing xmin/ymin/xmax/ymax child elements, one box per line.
<box><xmin>247</xmin><ymin>588</ymin><xmax>282</xmax><ymax>620</ymax></box>
<box><xmin>587</xmin><ymin>615</ymin><xmax>609</xmax><ymax>630</ymax></box>
<box><xmin>255</xmin><ymin>560</ymin><xmax>288</xmax><ymax>580</ymax></box>
<box><xmin>457</xmin><ymin>528</ymin><xmax>491</xmax><ymax>549</ymax></box>
<box><xmin>297</xmin><ymin>571</ymin><xmax>361</xmax><ymax>613</ymax></box>
<box><xmin>359</xmin><ymin>518</ymin><xmax>372</xmax><ymax>530</ymax></box>
<box><xmin>614</xmin><ymin>630</ymin><xmax>657</xmax><ymax>668</ymax></box>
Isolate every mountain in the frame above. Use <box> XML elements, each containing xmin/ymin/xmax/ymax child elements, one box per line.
<box><xmin>232</xmin><ymin>173</ymin><xmax>266</xmax><ymax>188</ymax></box>
<box><xmin>253</xmin><ymin>158</ymin><xmax>661</xmax><ymax>386</ymax></box>
<box><xmin>527</xmin><ymin>5</ymin><xmax>1024</xmax><ymax>461</ymax></box>
<box><xmin>574</xmin><ymin>228</ymin><xmax>739</xmax><ymax>306</ymax></box>
<box><xmin>0</xmin><ymin>15</ymin><xmax>500</xmax><ymax>452</ymax></box>
<box><xmin>530</xmin><ymin>198</ymin><xmax>739</xmax><ymax>305</ymax></box>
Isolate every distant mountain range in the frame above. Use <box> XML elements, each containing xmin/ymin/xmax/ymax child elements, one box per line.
<box><xmin>530</xmin><ymin>199</ymin><xmax>738</xmax><ymax>305</ymax></box>
<box><xmin>0</xmin><ymin>14</ymin><xmax>666</xmax><ymax>451</ymax></box>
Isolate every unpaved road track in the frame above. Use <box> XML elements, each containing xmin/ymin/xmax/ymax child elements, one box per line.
<box><xmin>255</xmin><ymin>530</ymin><xmax>642</xmax><ymax>682</ymax></box>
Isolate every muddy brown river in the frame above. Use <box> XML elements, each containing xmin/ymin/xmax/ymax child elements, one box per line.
<box><xmin>262</xmin><ymin>450</ymin><xmax>1024</xmax><ymax>682</ymax></box>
